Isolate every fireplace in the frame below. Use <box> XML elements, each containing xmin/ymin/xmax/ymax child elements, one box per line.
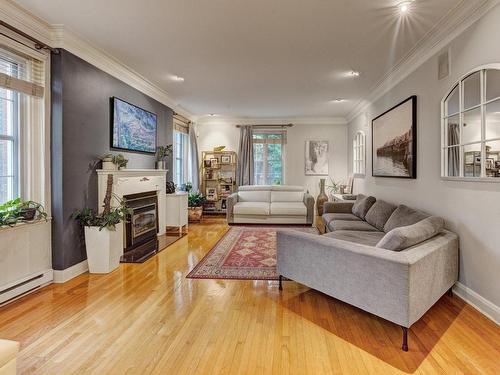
<box><xmin>122</xmin><ymin>191</ymin><xmax>159</xmax><ymax>263</ymax></box>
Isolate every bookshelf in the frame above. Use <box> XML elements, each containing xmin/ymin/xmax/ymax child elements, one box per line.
<box><xmin>201</xmin><ymin>150</ymin><xmax>237</xmax><ymax>214</ymax></box>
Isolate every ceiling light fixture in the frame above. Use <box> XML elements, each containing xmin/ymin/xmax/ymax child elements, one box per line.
<box><xmin>349</xmin><ymin>70</ymin><xmax>360</xmax><ymax>77</ymax></box>
<box><xmin>170</xmin><ymin>75</ymin><xmax>185</xmax><ymax>82</ymax></box>
<box><xmin>332</xmin><ymin>99</ymin><xmax>346</xmax><ymax>103</ymax></box>
<box><xmin>399</xmin><ymin>1</ymin><xmax>412</xmax><ymax>14</ymax></box>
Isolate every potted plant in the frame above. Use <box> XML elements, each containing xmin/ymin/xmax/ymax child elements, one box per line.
<box><xmin>326</xmin><ymin>178</ymin><xmax>342</xmax><ymax>200</ymax></box>
<box><xmin>72</xmin><ymin>175</ymin><xmax>131</xmax><ymax>273</ymax></box>
<box><xmin>113</xmin><ymin>154</ymin><xmax>128</xmax><ymax>170</ymax></box>
<box><xmin>0</xmin><ymin>198</ymin><xmax>48</xmax><ymax>227</ymax></box>
<box><xmin>188</xmin><ymin>192</ymin><xmax>206</xmax><ymax>222</ymax></box>
<box><xmin>101</xmin><ymin>154</ymin><xmax>116</xmax><ymax>170</ymax></box>
<box><xmin>155</xmin><ymin>145</ymin><xmax>173</xmax><ymax>170</ymax></box>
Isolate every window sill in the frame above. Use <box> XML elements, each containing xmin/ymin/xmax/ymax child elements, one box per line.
<box><xmin>0</xmin><ymin>218</ymin><xmax>51</xmax><ymax>233</ymax></box>
<box><xmin>441</xmin><ymin>177</ymin><xmax>500</xmax><ymax>183</ymax></box>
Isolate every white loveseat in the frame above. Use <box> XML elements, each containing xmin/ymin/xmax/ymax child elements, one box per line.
<box><xmin>226</xmin><ymin>185</ymin><xmax>315</xmax><ymax>224</ymax></box>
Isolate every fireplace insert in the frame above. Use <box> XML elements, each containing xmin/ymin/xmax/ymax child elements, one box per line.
<box><xmin>122</xmin><ymin>191</ymin><xmax>159</xmax><ymax>263</ymax></box>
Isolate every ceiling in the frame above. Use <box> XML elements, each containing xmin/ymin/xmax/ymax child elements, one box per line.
<box><xmin>15</xmin><ymin>0</ymin><xmax>462</xmax><ymax>119</ymax></box>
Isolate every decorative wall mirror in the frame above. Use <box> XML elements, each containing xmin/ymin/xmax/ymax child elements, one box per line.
<box><xmin>441</xmin><ymin>65</ymin><xmax>500</xmax><ymax>180</ymax></box>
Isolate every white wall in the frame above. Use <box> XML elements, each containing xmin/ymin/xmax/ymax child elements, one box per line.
<box><xmin>196</xmin><ymin>119</ymin><xmax>348</xmax><ymax>199</ymax></box>
<box><xmin>347</xmin><ymin>4</ymin><xmax>500</xmax><ymax>317</ymax></box>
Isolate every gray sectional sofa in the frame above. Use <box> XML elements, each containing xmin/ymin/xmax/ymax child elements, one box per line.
<box><xmin>277</xmin><ymin>194</ymin><xmax>459</xmax><ymax>351</ymax></box>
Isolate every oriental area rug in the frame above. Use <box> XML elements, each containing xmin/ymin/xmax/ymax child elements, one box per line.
<box><xmin>186</xmin><ymin>226</ymin><xmax>319</xmax><ymax>280</ymax></box>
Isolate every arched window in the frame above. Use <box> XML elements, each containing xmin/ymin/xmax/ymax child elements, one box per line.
<box><xmin>442</xmin><ymin>66</ymin><xmax>500</xmax><ymax>180</ymax></box>
<box><xmin>353</xmin><ymin>131</ymin><xmax>365</xmax><ymax>176</ymax></box>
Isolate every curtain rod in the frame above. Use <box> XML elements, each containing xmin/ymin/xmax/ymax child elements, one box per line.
<box><xmin>235</xmin><ymin>124</ymin><xmax>293</xmax><ymax>128</ymax></box>
<box><xmin>0</xmin><ymin>21</ymin><xmax>59</xmax><ymax>54</ymax></box>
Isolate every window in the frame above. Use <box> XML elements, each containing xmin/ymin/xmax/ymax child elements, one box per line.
<box><xmin>0</xmin><ymin>79</ymin><xmax>19</xmax><ymax>203</ymax></box>
<box><xmin>252</xmin><ymin>131</ymin><xmax>285</xmax><ymax>185</ymax></box>
<box><xmin>353</xmin><ymin>131</ymin><xmax>365</xmax><ymax>176</ymax></box>
<box><xmin>441</xmin><ymin>67</ymin><xmax>500</xmax><ymax>180</ymax></box>
<box><xmin>173</xmin><ymin>130</ymin><xmax>189</xmax><ymax>187</ymax></box>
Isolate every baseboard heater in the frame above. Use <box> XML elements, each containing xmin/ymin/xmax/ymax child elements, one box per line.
<box><xmin>0</xmin><ymin>269</ymin><xmax>53</xmax><ymax>306</ymax></box>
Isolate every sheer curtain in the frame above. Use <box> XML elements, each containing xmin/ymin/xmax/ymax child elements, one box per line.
<box><xmin>448</xmin><ymin>123</ymin><xmax>460</xmax><ymax>176</ymax></box>
<box><xmin>188</xmin><ymin>122</ymin><xmax>200</xmax><ymax>192</ymax></box>
<box><xmin>236</xmin><ymin>125</ymin><xmax>254</xmax><ymax>186</ymax></box>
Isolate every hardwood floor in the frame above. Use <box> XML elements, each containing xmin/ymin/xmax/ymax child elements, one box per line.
<box><xmin>0</xmin><ymin>218</ymin><xmax>499</xmax><ymax>374</ymax></box>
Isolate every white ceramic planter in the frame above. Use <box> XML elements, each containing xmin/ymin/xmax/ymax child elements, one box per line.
<box><xmin>101</xmin><ymin>161</ymin><xmax>116</xmax><ymax>170</ymax></box>
<box><xmin>84</xmin><ymin>224</ymin><xmax>123</xmax><ymax>274</ymax></box>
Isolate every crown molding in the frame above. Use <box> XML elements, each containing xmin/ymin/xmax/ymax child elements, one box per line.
<box><xmin>196</xmin><ymin>116</ymin><xmax>347</xmax><ymax>126</ymax></box>
<box><xmin>346</xmin><ymin>0</ymin><xmax>500</xmax><ymax>123</ymax></box>
<box><xmin>51</xmin><ymin>26</ymin><xmax>193</xmax><ymax>119</ymax></box>
<box><xmin>0</xmin><ymin>0</ymin><xmax>193</xmax><ymax>120</ymax></box>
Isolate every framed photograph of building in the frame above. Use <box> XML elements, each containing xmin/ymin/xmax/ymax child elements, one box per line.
<box><xmin>372</xmin><ymin>95</ymin><xmax>417</xmax><ymax>179</ymax></box>
<box><xmin>305</xmin><ymin>140</ymin><xmax>329</xmax><ymax>175</ymax></box>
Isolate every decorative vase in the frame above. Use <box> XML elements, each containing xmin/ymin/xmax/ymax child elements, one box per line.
<box><xmin>155</xmin><ymin>160</ymin><xmax>166</xmax><ymax>170</ymax></box>
<box><xmin>188</xmin><ymin>207</ymin><xmax>203</xmax><ymax>222</ymax></box>
<box><xmin>316</xmin><ymin>178</ymin><xmax>328</xmax><ymax>216</ymax></box>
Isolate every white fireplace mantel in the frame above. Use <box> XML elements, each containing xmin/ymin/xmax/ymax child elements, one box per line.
<box><xmin>97</xmin><ymin>169</ymin><xmax>168</xmax><ymax>235</ymax></box>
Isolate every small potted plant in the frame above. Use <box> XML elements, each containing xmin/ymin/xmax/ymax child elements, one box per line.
<box><xmin>188</xmin><ymin>192</ymin><xmax>206</xmax><ymax>223</ymax></box>
<box><xmin>113</xmin><ymin>154</ymin><xmax>128</xmax><ymax>170</ymax></box>
<box><xmin>72</xmin><ymin>175</ymin><xmax>132</xmax><ymax>273</ymax></box>
<box><xmin>0</xmin><ymin>198</ymin><xmax>48</xmax><ymax>227</ymax></box>
<box><xmin>155</xmin><ymin>145</ymin><xmax>173</xmax><ymax>170</ymax></box>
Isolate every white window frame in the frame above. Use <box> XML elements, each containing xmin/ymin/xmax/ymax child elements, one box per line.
<box><xmin>0</xmin><ymin>36</ymin><xmax>49</xmax><ymax>208</ymax></box>
<box><xmin>441</xmin><ymin>64</ymin><xmax>500</xmax><ymax>182</ymax></box>
<box><xmin>252</xmin><ymin>130</ymin><xmax>286</xmax><ymax>185</ymax></box>
<box><xmin>353</xmin><ymin>131</ymin><xmax>365</xmax><ymax>177</ymax></box>
<box><xmin>173</xmin><ymin>130</ymin><xmax>189</xmax><ymax>187</ymax></box>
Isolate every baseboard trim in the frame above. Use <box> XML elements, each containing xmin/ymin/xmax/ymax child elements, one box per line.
<box><xmin>53</xmin><ymin>260</ymin><xmax>89</xmax><ymax>284</ymax></box>
<box><xmin>453</xmin><ymin>282</ymin><xmax>499</xmax><ymax>325</ymax></box>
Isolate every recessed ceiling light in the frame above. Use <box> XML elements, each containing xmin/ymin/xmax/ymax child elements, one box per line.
<box><xmin>170</xmin><ymin>75</ymin><xmax>185</xmax><ymax>82</ymax></box>
<box><xmin>332</xmin><ymin>99</ymin><xmax>346</xmax><ymax>103</ymax></box>
<box><xmin>399</xmin><ymin>1</ymin><xmax>412</xmax><ymax>14</ymax></box>
<box><xmin>349</xmin><ymin>70</ymin><xmax>360</xmax><ymax>77</ymax></box>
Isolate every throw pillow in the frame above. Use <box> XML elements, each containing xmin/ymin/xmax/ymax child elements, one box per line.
<box><xmin>376</xmin><ymin>216</ymin><xmax>444</xmax><ymax>251</ymax></box>
<box><xmin>383</xmin><ymin>204</ymin><xmax>429</xmax><ymax>233</ymax></box>
<box><xmin>351</xmin><ymin>194</ymin><xmax>376</xmax><ymax>219</ymax></box>
<box><xmin>365</xmin><ymin>200</ymin><xmax>397</xmax><ymax>231</ymax></box>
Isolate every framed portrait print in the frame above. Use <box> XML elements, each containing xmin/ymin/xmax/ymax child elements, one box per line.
<box><xmin>305</xmin><ymin>140</ymin><xmax>329</xmax><ymax>175</ymax></box>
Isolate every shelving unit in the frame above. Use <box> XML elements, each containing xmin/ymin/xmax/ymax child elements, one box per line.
<box><xmin>201</xmin><ymin>150</ymin><xmax>237</xmax><ymax>215</ymax></box>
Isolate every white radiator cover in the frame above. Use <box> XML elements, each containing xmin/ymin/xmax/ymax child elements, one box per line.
<box><xmin>0</xmin><ymin>220</ymin><xmax>53</xmax><ymax>305</ymax></box>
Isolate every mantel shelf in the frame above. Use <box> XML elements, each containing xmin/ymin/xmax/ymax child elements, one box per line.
<box><xmin>96</xmin><ymin>169</ymin><xmax>168</xmax><ymax>176</ymax></box>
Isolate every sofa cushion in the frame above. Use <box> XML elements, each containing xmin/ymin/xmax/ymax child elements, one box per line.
<box><xmin>270</xmin><ymin>202</ymin><xmax>307</xmax><ymax>216</ymax></box>
<box><xmin>271</xmin><ymin>191</ymin><xmax>304</xmax><ymax>202</ymax></box>
<box><xmin>376</xmin><ymin>216</ymin><xmax>445</xmax><ymax>251</ymax></box>
<box><xmin>323</xmin><ymin>230</ymin><xmax>386</xmax><ymax>247</ymax></box>
<box><xmin>271</xmin><ymin>185</ymin><xmax>304</xmax><ymax>191</ymax></box>
<box><xmin>328</xmin><ymin>220</ymin><xmax>379</xmax><ymax>232</ymax></box>
<box><xmin>384</xmin><ymin>204</ymin><xmax>429</xmax><ymax>233</ymax></box>
<box><xmin>365</xmin><ymin>200</ymin><xmax>397</xmax><ymax>231</ymax></box>
<box><xmin>238</xmin><ymin>185</ymin><xmax>273</xmax><ymax>191</ymax></box>
<box><xmin>351</xmin><ymin>194</ymin><xmax>376</xmax><ymax>219</ymax></box>
<box><xmin>237</xmin><ymin>190</ymin><xmax>271</xmax><ymax>203</ymax></box>
<box><xmin>322</xmin><ymin>213</ymin><xmax>361</xmax><ymax>226</ymax></box>
<box><xmin>233</xmin><ymin>202</ymin><xmax>270</xmax><ymax>215</ymax></box>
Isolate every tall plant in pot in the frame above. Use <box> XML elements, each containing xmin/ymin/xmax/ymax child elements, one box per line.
<box><xmin>188</xmin><ymin>191</ymin><xmax>206</xmax><ymax>223</ymax></box>
<box><xmin>72</xmin><ymin>174</ymin><xmax>131</xmax><ymax>274</ymax></box>
<box><xmin>155</xmin><ymin>145</ymin><xmax>173</xmax><ymax>170</ymax></box>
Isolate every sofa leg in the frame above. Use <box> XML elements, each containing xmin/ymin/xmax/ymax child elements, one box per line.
<box><xmin>278</xmin><ymin>275</ymin><xmax>283</xmax><ymax>291</ymax></box>
<box><xmin>401</xmin><ymin>327</ymin><xmax>409</xmax><ymax>352</ymax></box>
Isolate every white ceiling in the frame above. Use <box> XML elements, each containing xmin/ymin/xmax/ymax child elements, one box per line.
<box><xmin>16</xmin><ymin>0</ymin><xmax>462</xmax><ymax>118</ymax></box>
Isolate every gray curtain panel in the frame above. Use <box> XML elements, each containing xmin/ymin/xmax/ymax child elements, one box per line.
<box><xmin>189</xmin><ymin>123</ymin><xmax>200</xmax><ymax>192</ymax></box>
<box><xmin>237</xmin><ymin>125</ymin><xmax>254</xmax><ymax>186</ymax></box>
<box><xmin>448</xmin><ymin>123</ymin><xmax>459</xmax><ymax>176</ymax></box>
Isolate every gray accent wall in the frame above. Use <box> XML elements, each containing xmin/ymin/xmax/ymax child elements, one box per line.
<box><xmin>51</xmin><ymin>49</ymin><xmax>173</xmax><ymax>271</ymax></box>
<box><xmin>347</xmin><ymin>4</ymin><xmax>500</xmax><ymax>314</ymax></box>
